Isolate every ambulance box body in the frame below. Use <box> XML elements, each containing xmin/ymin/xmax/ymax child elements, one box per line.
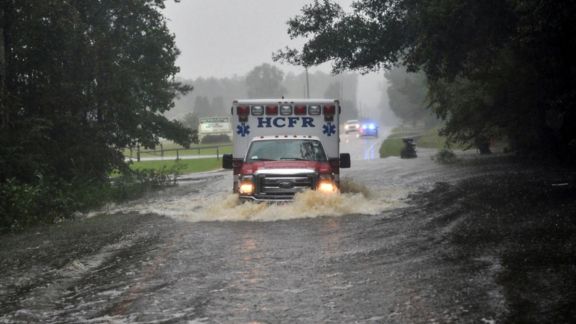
<box><xmin>222</xmin><ymin>99</ymin><xmax>350</xmax><ymax>202</ymax></box>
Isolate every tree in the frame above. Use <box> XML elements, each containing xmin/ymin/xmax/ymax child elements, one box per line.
<box><xmin>0</xmin><ymin>0</ymin><xmax>191</xmax><ymax>181</ymax></box>
<box><xmin>385</xmin><ymin>67</ymin><xmax>437</xmax><ymax>126</ymax></box>
<box><xmin>323</xmin><ymin>81</ymin><xmax>356</xmax><ymax>122</ymax></box>
<box><xmin>211</xmin><ymin>96</ymin><xmax>226</xmax><ymax>116</ymax></box>
<box><xmin>245</xmin><ymin>63</ymin><xmax>286</xmax><ymax>98</ymax></box>
<box><xmin>182</xmin><ymin>112</ymin><xmax>199</xmax><ymax>130</ymax></box>
<box><xmin>180</xmin><ymin>112</ymin><xmax>199</xmax><ymax>144</ymax></box>
<box><xmin>275</xmin><ymin>0</ymin><xmax>576</xmax><ymax>161</ymax></box>
<box><xmin>193</xmin><ymin>96</ymin><xmax>211</xmax><ymax>118</ymax></box>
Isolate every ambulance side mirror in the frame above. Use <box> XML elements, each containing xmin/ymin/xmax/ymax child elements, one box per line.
<box><xmin>339</xmin><ymin>153</ymin><xmax>351</xmax><ymax>168</ymax></box>
<box><xmin>222</xmin><ymin>154</ymin><xmax>233</xmax><ymax>169</ymax></box>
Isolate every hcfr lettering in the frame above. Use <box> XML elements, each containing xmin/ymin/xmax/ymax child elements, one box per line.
<box><xmin>257</xmin><ymin>117</ymin><xmax>315</xmax><ymax>128</ymax></box>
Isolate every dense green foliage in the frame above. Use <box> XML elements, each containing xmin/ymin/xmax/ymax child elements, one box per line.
<box><xmin>0</xmin><ymin>169</ymin><xmax>178</xmax><ymax>232</ymax></box>
<box><xmin>0</xmin><ymin>0</ymin><xmax>191</xmax><ymax>230</ymax></box>
<box><xmin>276</xmin><ymin>0</ymin><xmax>576</xmax><ymax>162</ymax></box>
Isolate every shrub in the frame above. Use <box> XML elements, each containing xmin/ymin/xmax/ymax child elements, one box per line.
<box><xmin>0</xmin><ymin>166</ymin><xmax>181</xmax><ymax>233</ymax></box>
<box><xmin>0</xmin><ymin>178</ymin><xmax>73</xmax><ymax>232</ymax></box>
<box><xmin>433</xmin><ymin>148</ymin><xmax>459</xmax><ymax>164</ymax></box>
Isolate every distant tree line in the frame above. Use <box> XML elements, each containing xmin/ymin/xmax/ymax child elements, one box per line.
<box><xmin>0</xmin><ymin>0</ymin><xmax>191</xmax><ymax>230</ymax></box>
<box><xmin>276</xmin><ymin>0</ymin><xmax>576</xmax><ymax>162</ymax></box>
<box><xmin>170</xmin><ymin>64</ymin><xmax>360</xmax><ymax>128</ymax></box>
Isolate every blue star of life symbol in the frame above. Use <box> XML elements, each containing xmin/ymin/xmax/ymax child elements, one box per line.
<box><xmin>236</xmin><ymin>123</ymin><xmax>250</xmax><ymax>137</ymax></box>
<box><xmin>323</xmin><ymin>122</ymin><xmax>336</xmax><ymax>136</ymax></box>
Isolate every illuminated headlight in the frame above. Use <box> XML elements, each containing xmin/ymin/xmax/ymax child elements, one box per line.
<box><xmin>317</xmin><ymin>174</ymin><xmax>337</xmax><ymax>193</ymax></box>
<box><xmin>362</xmin><ymin>124</ymin><xmax>368</xmax><ymax>129</ymax></box>
<box><xmin>368</xmin><ymin>123</ymin><xmax>376</xmax><ymax>129</ymax></box>
<box><xmin>238</xmin><ymin>175</ymin><xmax>254</xmax><ymax>195</ymax></box>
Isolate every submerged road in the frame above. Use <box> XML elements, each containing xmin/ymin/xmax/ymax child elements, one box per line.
<box><xmin>2</xmin><ymin>132</ymin><xmax>574</xmax><ymax>323</ymax></box>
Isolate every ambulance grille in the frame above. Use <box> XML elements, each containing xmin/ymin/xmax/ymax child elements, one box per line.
<box><xmin>254</xmin><ymin>173</ymin><xmax>317</xmax><ymax>200</ymax></box>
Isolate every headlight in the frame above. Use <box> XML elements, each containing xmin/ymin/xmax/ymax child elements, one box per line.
<box><xmin>317</xmin><ymin>174</ymin><xmax>337</xmax><ymax>193</ymax></box>
<box><xmin>239</xmin><ymin>175</ymin><xmax>254</xmax><ymax>195</ymax></box>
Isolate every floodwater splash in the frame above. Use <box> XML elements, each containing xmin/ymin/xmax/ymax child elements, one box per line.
<box><xmin>99</xmin><ymin>175</ymin><xmax>407</xmax><ymax>223</ymax></box>
<box><xmin>172</xmin><ymin>191</ymin><xmax>399</xmax><ymax>223</ymax></box>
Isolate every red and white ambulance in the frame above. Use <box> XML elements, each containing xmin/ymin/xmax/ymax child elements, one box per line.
<box><xmin>222</xmin><ymin>99</ymin><xmax>351</xmax><ymax>202</ymax></box>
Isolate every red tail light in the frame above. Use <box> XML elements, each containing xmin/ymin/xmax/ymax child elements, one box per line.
<box><xmin>237</xmin><ymin>105</ymin><xmax>249</xmax><ymax>122</ymax></box>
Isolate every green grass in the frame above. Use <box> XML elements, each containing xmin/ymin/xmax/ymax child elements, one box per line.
<box><xmin>379</xmin><ymin>137</ymin><xmax>406</xmax><ymax>158</ymax></box>
<box><xmin>417</xmin><ymin>127</ymin><xmax>449</xmax><ymax>149</ymax></box>
<box><xmin>379</xmin><ymin>126</ymin><xmax>460</xmax><ymax>158</ymax></box>
<box><xmin>128</xmin><ymin>158</ymin><xmax>222</xmax><ymax>174</ymax></box>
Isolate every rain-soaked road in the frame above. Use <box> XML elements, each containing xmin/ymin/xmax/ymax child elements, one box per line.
<box><xmin>1</xmin><ymin>131</ymin><xmax>575</xmax><ymax>323</ymax></box>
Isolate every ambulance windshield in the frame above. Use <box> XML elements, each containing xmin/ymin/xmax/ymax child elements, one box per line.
<box><xmin>246</xmin><ymin>139</ymin><xmax>327</xmax><ymax>162</ymax></box>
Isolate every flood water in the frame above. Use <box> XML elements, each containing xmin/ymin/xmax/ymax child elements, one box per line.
<box><xmin>1</xmin><ymin>133</ymin><xmax>575</xmax><ymax>323</ymax></box>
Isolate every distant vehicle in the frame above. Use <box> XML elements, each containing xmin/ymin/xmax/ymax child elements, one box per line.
<box><xmin>343</xmin><ymin>119</ymin><xmax>360</xmax><ymax>134</ymax></box>
<box><xmin>358</xmin><ymin>119</ymin><xmax>378</xmax><ymax>137</ymax></box>
<box><xmin>198</xmin><ymin>116</ymin><xmax>233</xmax><ymax>143</ymax></box>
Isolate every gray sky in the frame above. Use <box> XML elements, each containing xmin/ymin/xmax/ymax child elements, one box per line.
<box><xmin>162</xmin><ymin>0</ymin><xmax>354</xmax><ymax>79</ymax></box>
<box><xmin>162</xmin><ymin>0</ymin><xmax>389</xmax><ymax>121</ymax></box>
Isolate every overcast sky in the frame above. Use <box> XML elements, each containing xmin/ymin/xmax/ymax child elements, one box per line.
<box><xmin>162</xmin><ymin>0</ymin><xmax>388</xmax><ymax>120</ymax></box>
<box><xmin>162</xmin><ymin>0</ymin><xmax>355</xmax><ymax>79</ymax></box>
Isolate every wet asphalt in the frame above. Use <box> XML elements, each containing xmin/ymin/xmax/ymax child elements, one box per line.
<box><xmin>1</xmin><ymin>137</ymin><xmax>575</xmax><ymax>323</ymax></box>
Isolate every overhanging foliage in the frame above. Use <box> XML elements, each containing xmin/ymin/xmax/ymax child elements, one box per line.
<box><xmin>276</xmin><ymin>0</ymin><xmax>576</xmax><ymax>162</ymax></box>
<box><xmin>0</xmin><ymin>0</ymin><xmax>192</xmax><ymax>229</ymax></box>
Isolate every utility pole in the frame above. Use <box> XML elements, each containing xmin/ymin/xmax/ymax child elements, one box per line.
<box><xmin>305</xmin><ymin>66</ymin><xmax>310</xmax><ymax>98</ymax></box>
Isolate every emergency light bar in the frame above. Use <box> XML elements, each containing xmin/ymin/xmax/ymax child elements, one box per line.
<box><xmin>294</xmin><ymin>105</ymin><xmax>306</xmax><ymax>115</ymax></box>
<box><xmin>280</xmin><ymin>104</ymin><xmax>292</xmax><ymax>116</ymax></box>
<box><xmin>308</xmin><ymin>105</ymin><xmax>321</xmax><ymax>115</ymax></box>
<box><xmin>323</xmin><ymin>105</ymin><xmax>336</xmax><ymax>121</ymax></box>
<box><xmin>266</xmin><ymin>105</ymin><xmax>278</xmax><ymax>115</ymax></box>
<box><xmin>235</xmin><ymin>103</ymin><xmax>338</xmax><ymax>121</ymax></box>
<box><xmin>237</xmin><ymin>105</ymin><xmax>249</xmax><ymax>122</ymax></box>
<box><xmin>251</xmin><ymin>105</ymin><xmax>264</xmax><ymax>116</ymax></box>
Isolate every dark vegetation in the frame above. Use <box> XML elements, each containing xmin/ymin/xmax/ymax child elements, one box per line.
<box><xmin>0</xmin><ymin>0</ymin><xmax>192</xmax><ymax>231</ymax></box>
<box><xmin>275</xmin><ymin>0</ymin><xmax>576</xmax><ymax>163</ymax></box>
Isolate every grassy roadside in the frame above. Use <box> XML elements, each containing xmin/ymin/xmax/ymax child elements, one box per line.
<box><xmin>380</xmin><ymin>126</ymin><xmax>442</xmax><ymax>158</ymax></box>
<box><xmin>379</xmin><ymin>126</ymin><xmax>461</xmax><ymax>158</ymax></box>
